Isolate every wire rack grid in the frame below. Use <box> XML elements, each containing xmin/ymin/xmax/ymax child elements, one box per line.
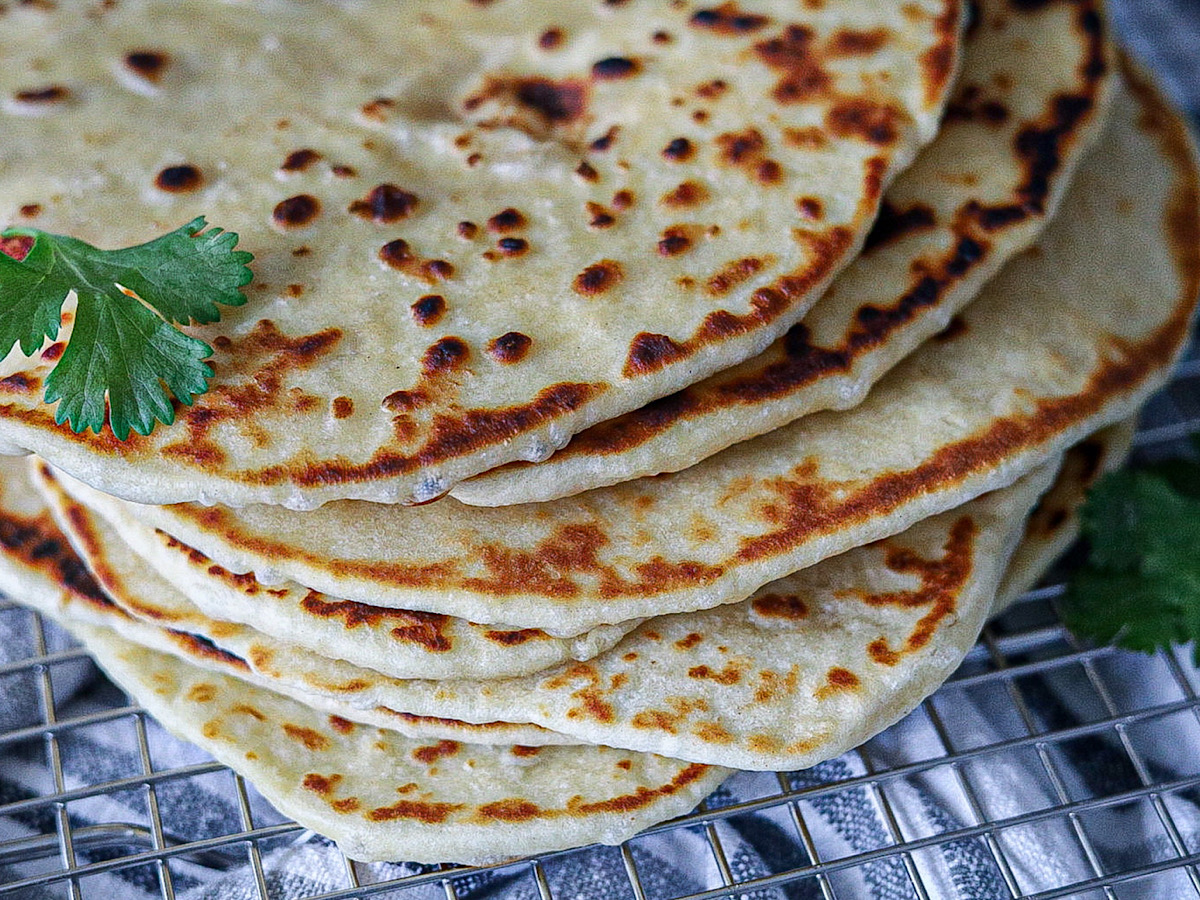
<box><xmin>0</xmin><ymin>339</ymin><xmax>1198</xmax><ymax>900</ymax></box>
<box><xmin>2</xmin><ymin>4</ymin><xmax>1200</xmax><ymax>888</ymax></box>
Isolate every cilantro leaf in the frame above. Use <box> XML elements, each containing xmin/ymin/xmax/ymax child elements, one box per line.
<box><xmin>1063</xmin><ymin>453</ymin><xmax>1200</xmax><ymax>664</ymax></box>
<box><xmin>0</xmin><ymin>217</ymin><xmax>253</xmax><ymax>439</ymax></box>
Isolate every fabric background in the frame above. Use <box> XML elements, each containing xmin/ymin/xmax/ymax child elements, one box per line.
<box><xmin>2</xmin><ymin>3</ymin><xmax>1200</xmax><ymax>898</ymax></box>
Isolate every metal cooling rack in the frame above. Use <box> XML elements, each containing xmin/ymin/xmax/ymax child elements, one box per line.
<box><xmin>2</xmin><ymin>1</ymin><xmax>1199</xmax><ymax>885</ymax></box>
<box><xmin>1</xmin><ymin>335</ymin><xmax>1199</xmax><ymax>900</ymax></box>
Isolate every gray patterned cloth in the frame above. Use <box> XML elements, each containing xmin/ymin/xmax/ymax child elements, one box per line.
<box><xmin>2</xmin><ymin>3</ymin><xmax>1200</xmax><ymax>898</ymax></box>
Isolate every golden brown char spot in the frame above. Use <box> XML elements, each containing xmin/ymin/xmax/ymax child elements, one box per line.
<box><xmin>302</xmin><ymin>773</ymin><xmax>342</xmax><ymax>796</ymax></box>
<box><xmin>487</xmin><ymin>331</ymin><xmax>533</xmax><ymax>364</ymax></box>
<box><xmin>456</xmin><ymin>220</ymin><xmax>478</xmax><ymax>239</ymax></box>
<box><xmin>483</xmin><ymin>627</ymin><xmax>543</xmax><ymax>645</ymax></box>
<box><xmin>487</xmin><ymin>207</ymin><xmax>526</xmax><ymax>233</ymax></box>
<box><xmin>660</xmin><ymin>180</ymin><xmax>708</xmax><ymax>208</ymax></box>
<box><xmin>168</xmin><ymin>631</ymin><xmax>249</xmax><ymax>671</ymax></box>
<box><xmin>693</xmin><ymin>722</ymin><xmax>734</xmax><ymax>744</ymax></box>
<box><xmin>828</xmin><ymin>27</ymin><xmax>888</xmax><ymax>56</ymax></box>
<box><xmin>280</xmin><ymin>148</ymin><xmax>321</xmax><ymax>172</ymax></box>
<box><xmin>412</xmin><ymin>740</ymin><xmax>460</xmax><ymax>764</ymax></box>
<box><xmin>328</xmin><ymin>715</ymin><xmax>355</xmax><ymax>734</ymax></box>
<box><xmin>14</xmin><ymin>85</ymin><xmax>70</xmax><ymax>104</ymax></box>
<box><xmin>919</xmin><ymin>1</ymin><xmax>962</xmax><ymax>107</ymax></box>
<box><xmin>592</xmin><ymin>57</ymin><xmax>640</xmax><ymax>80</ymax></box>
<box><xmin>796</xmin><ymin>197</ymin><xmax>824</xmax><ymax>221</ymax></box>
<box><xmin>572</xmin><ymin>764</ymin><xmax>712</xmax><ymax>815</ymax></box>
<box><xmin>0</xmin><ymin>372</ymin><xmax>41</xmax><ymax>392</ymax></box>
<box><xmin>815</xmin><ymin>666</ymin><xmax>860</xmax><ymax>699</ymax></box>
<box><xmin>543</xmin><ymin>662</ymin><xmax>616</xmax><ymax>724</ymax></box>
<box><xmin>687</xmin><ymin>663</ymin><xmax>741</xmax><ymax>685</ymax></box>
<box><xmin>573</xmin><ymin>259</ymin><xmax>623</xmax><ymax>296</ymax></box>
<box><xmin>706</xmin><ymin>256</ymin><xmax>766</xmax><ymax>296</ymax></box>
<box><xmin>826</xmin><ymin>99</ymin><xmax>901</xmax><ymax>145</ymax></box>
<box><xmin>754</xmin><ymin>25</ymin><xmax>829</xmax><ymax>104</ymax></box>
<box><xmin>674</xmin><ymin>632</ymin><xmax>702</xmax><ymax>650</ymax></box>
<box><xmin>331</xmin><ymin>797</ymin><xmax>361</xmax><ymax>813</ymax></box>
<box><xmin>298</xmin><ymin>594</ymin><xmax>452</xmax><ymax>652</ymax></box>
<box><xmin>18</xmin><ymin>203</ymin><xmax>42</xmax><ymax>218</ymax></box>
<box><xmin>751</xmin><ymin>593</ymin><xmax>809</xmax><ymax>619</ymax></box>
<box><xmin>539</xmin><ymin>28</ymin><xmax>564</xmax><ymax>50</ymax></box>
<box><xmin>662</xmin><ymin>137</ymin><xmax>694</xmax><ymax>162</ymax></box>
<box><xmin>123</xmin><ymin>49</ymin><xmax>169</xmax><ymax>81</ymax></box>
<box><xmin>716</xmin><ymin>127</ymin><xmax>765</xmax><ymax>167</ymax></box>
<box><xmin>360</xmin><ymin>97</ymin><xmax>396</xmax><ymax>121</ymax></box>
<box><xmin>657</xmin><ymin>225</ymin><xmax>694</xmax><ymax>257</ymax></box>
<box><xmin>589</xmin><ymin>125</ymin><xmax>620</xmax><ymax>152</ymax></box>
<box><xmin>512</xmin><ymin>745</ymin><xmax>542</xmax><ymax>757</ymax></box>
<box><xmin>367</xmin><ymin>800</ymin><xmax>463</xmax><ymax>823</ymax></box>
<box><xmin>783</xmin><ymin>126</ymin><xmax>828</xmax><ymax>150</ymax></box>
<box><xmin>331</xmin><ymin>396</ymin><xmax>354</xmax><ymax>419</ymax></box>
<box><xmin>753</xmin><ymin>666</ymin><xmax>800</xmax><ymax>703</ymax></box>
<box><xmin>282</xmin><ymin>723</ymin><xmax>330</xmax><ymax>751</ymax></box>
<box><xmin>496</xmin><ymin>236</ymin><xmax>529</xmax><ymax>257</ymax></box>
<box><xmin>410</xmin><ymin>294</ymin><xmax>446</xmax><ymax>327</ymax></box>
<box><xmin>689</xmin><ymin>3</ymin><xmax>771</xmax><ymax>34</ymax></box>
<box><xmin>652</xmin><ymin>30</ymin><xmax>673</xmax><ymax>44</ymax></box>
<box><xmin>379</xmin><ymin>240</ymin><xmax>454</xmax><ymax>283</ymax></box>
<box><xmin>858</xmin><ymin>517</ymin><xmax>978</xmax><ymax>665</ymax></box>
<box><xmin>945</xmin><ymin>83</ymin><xmax>1011</xmax><ymax>126</ymax></box>
<box><xmin>587</xmin><ymin>201</ymin><xmax>616</xmax><ymax>229</ymax></box>
<box><xmin>349</xmin><ymin>184</ymin><xmax>418</xmax><ymax>223</ymax></box>
<box><xmin>230</xmin><ymin>704</ymin><xmax>266</xmax><ymax>721</ymax></box>
<box><xmin>272</xmin><ymin>194</ymin><xmax>321</xmax><ymax>228</ymax></box>
<box><xmin>696</xmin><ymin>78</ymin><xmax>728</xmax><ymax>100</ymax></box>
<box><xmin>575</xmin><ymin>161</ymin><xmax>600</xmax><ymax>182</ymax></box>
<box><xmin>863</xmin><ymin>200</ymin><xmax>938</xmax><ymax>252</ymax></box>
<box><xmin>464</xmin><ymin>75</ymin><xmax>590</xmax><ymax>134</ymax></box>
<box><xmin>478</xmin><ymin>799</ymin><xmax>544</xmax><ymax>822</ymax></box>
<box><xmin>186</xmin><ymin>683</ymin><xmax>217</xmax><ymax>703</ymax></box>
<box><xmin>155</xmin><ymin>164</ymin><xmax>204</xmax><ymax>193</ymax></box>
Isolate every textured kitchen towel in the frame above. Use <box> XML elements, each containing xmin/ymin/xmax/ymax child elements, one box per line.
<box><xmin>2</xmin><ymin>1</ymin><xmax>1200</xmax><ymax>897</ymax></box>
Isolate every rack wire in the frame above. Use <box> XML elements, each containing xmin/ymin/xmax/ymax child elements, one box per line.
<box><xmin>1</xmin><ymin>331</ymin><xmax>1197</xmax><ymax>900</ymax></box>
<box><xmin>2</xmin><ymin>3</ymin><xmax>1200</xmax><ymax>887</ymax></box>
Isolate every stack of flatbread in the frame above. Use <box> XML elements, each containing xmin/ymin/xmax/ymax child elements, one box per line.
<box><xmin>0</xmin><ymin>0</ymin><xmax>1196</xmax><ymax>866</ymax></box>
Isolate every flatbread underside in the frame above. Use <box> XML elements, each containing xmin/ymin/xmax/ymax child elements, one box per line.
<box><xmin>0</xmin><ymin>0</ymin><xmax>961</xmax><ymax>508</ymax></box>
<box><xmin>67</xmin><ymin>64</ymin><xmax>1200</xmax><ymax>639</ymax></box>
<box><xmin>454</xmin><ymin>0</ymin><xmax>1114</xmax><ymax>506</ymax></box>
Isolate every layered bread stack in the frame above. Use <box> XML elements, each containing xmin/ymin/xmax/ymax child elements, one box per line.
<box><xmin>0</xmin><ymin>0</ymin><xmax>1196</xmax><ymax>865</ymax></box>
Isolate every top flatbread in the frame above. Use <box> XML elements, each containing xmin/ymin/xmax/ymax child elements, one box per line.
<box><xmin>61</xmin><ymin>65</ymin><xmax>1200</xmax><ymax>638</ymax></box>
<box><xmin>0</xmin><ymin>0</ymin><xmax>960</xmax><ymax>508</ymax></box>
<box><xmin>452</xmin><ymin>0</ymin><xmax>1113</xmax><ymax>506</ymax></box>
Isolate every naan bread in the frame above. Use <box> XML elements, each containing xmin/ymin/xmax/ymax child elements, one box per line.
<box><xmin>0</xmin><ymin>0</ymin><xmax>960</xmax><ymax>508</ymax></box>
<box><xmin>993</xmin><ymin>419</ymin><xmax>1136</xmax><ymax>614</ymax></box>
<box><xmin>62</xmin><ymin>66</ymin><xmax>1200</xmax><ymax>639</ymax></box>
<box><xmin>32</xmin><ymin>457</ymin><xmax>635</xmax><ymax>680</ymax></box>
<box><xmin>37</xmin><ymin>455</ymin><xmax>1059</xmax><ymax>770</ymax></box>
<box><xmin>19</xmin><ymin>606</ymin><xmax>726</xmax><ymax>864</ymax></box>
<box><xmin>454</xmin><ymin>0</ymin><xmax>1114</xmax><ymax>506</ymax></box>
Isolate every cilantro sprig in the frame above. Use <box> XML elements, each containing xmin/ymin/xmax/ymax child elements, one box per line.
<box><xmin>0</xmin><ymin>217</ymin><xmax>253</xmax><ymax>439</ymax></box>
<box><xmin>1062</xmin><ymin>436</ymin><xmax>1200</xmax><ymax>663</ymax></box>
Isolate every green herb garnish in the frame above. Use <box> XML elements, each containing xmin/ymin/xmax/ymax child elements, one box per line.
<box><xmin>0</xmin><ymin>217</ymin><xmax>252</xmax><ymax>439</ymax></box>
<box><xmin>1063</xmin><ymin>436</ymin><xmax>1200</xmax><ymax>663</ymax></box>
